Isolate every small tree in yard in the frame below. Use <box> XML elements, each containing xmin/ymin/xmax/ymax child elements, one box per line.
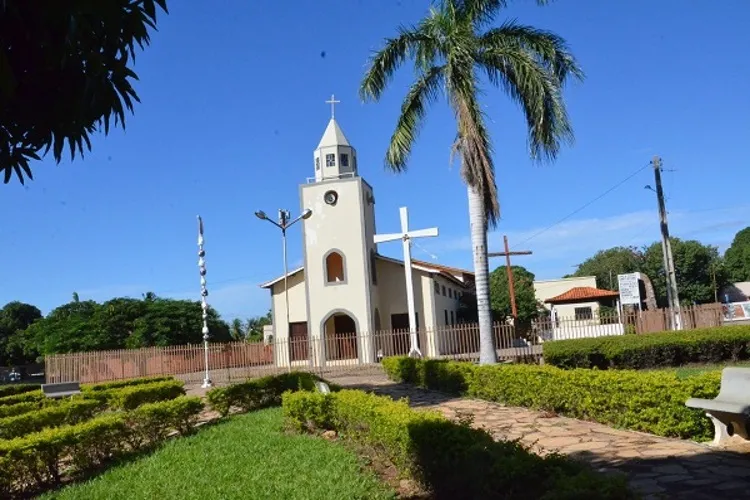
<box><xmin>360</xmin><ymin>0</ymin><xmax>582</xmax><ymax>364</ymax></box>
<box><xmin>0</xmin><ymin>0</ymin><xmax>169</xmax><ymax>183</ymax></box>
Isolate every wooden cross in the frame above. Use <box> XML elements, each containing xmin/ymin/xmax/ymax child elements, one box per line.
<box><xmin>488</xmin><ymin>235</ymin><xmax>532</xmax><ymax>320</ymax></box>
<box><xmin>325</xmin><ymin>94</ymin><xmax>340</xmax><ymax>118</ymax></box>
<box><xmin>374</xmin><ymin>207</ymin><xmax>439</xmax><ymax>357</ymax></box>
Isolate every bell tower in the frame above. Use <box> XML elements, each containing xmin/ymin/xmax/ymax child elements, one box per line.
<box><xmin>300</xmin><ymin>96</ymin><xmax>377</xmax><ymax>365</ymax></box>
<box><xmin>313</xmin><ymin>95</ymin><xmax>358</xmax><ymax>181</ymax></box>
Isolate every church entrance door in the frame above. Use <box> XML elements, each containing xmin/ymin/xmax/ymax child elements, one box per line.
<box><xmin>324</xmin><ymin>313</ymin><xmax>358</xmax><ymax>361</ymax></box>
<box><xmin>289</xmin><ymin>322</ymin><xmax>309</xmax><ymax>362</ymax></box>
<box><xmin>389</xmin><ymin>313</ymin><xmax>420</xmax><ymax>356</ymax></box>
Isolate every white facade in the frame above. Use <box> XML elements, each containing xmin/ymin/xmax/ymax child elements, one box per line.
<box><xmin>260</xmin><ymin>115</ymin><xmax>470</xmax><ymax>366</ymax></box>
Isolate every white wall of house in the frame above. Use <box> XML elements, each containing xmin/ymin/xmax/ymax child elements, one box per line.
<box><xmin>534</xmin><ymin>276</ymin><xmax>600</xmax><ymax>318</ymax></box>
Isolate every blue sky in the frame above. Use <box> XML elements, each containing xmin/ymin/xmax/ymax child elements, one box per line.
<box><xmin>2</xmin><ymin>0</ymin><xmax>748</xmax><ymax>321</ymax></box>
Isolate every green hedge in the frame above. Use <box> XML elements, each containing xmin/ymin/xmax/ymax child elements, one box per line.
<box><xmin>0</xmin><ymin>401</ymin><xmax>45</xmax><ymax>419</ymax></box>
<box><xmin>282</xmin><ymin>390</ymin><xmax>633</xmax><ymax>499</ymax></box>
<box><xmin>206</xmin><ymin>371</ymin><xmax>333</xmax><ymax>417</ymax></box>
<box><xmin>84</xmin><ymin>379</ymin><xmax>185</xmax><ymax>410</ymax></box>
<box><xmin>0</xmin><ymin>384</ymin><xmax>40</xmax><ymax>398</ymax></box>
<box><xmin>0</xmin><ymin>390</ymin><xmax>43</xmax><ymax>407</ymax></box>
<box><xmin>85</xmin><ymin>376</ymin><xmax>174</xmax><ymax>392</ymax></box>
<box><xmin>0</xmin><ymin>399</ymin><xmax>103</xmax><ymax>440</ymax></box>
<box><xmin>0</xmin><ymin>396</ymin><xmax>203</xmax><ymax>497</ymax></box>
<box><xmin>543</xmin><ymin>324</ymin><xmax>750</xmax><ymax>369</ymax></box>
<box><xmin>382</xmin><ymin>357</ymin><xmax>720</xmax><ymax>440</ymax></box>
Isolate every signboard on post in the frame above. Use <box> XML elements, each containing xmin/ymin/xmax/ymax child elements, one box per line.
<box><xmin>618</xmin><ymin>273</ymin><xmax>641</xmax><ymax>307</ymax></box>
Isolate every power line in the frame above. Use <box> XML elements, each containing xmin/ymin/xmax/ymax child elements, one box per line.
<box><xmin>510</xmin><ymin>163</ymin><xmax>652</xmax><ymax>249</ymax></box>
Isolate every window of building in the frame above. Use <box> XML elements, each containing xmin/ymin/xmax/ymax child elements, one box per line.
<box><xmin>448</xmin><ymin>288</ymin><xmax>453</xmax><ymax>298</ymax></box>
<box><xmin>326</xmin><ymin>154</ymin><xmax>336</xmax><ymax>167</ymax></box>
<box><xmin>444</xmin><ymin>309</ymin><xmax>449</xmax><ymax>325</ymax></box>
<box><xmin>315</xmin><ymin>157</ymin><xmax>320</xmax><ymax>171</ymax></box>
<box><xmin>450</xmin><ymin>310</ymin><xmax>455</xmax><ymax>325</ymax></box>
<box><xmin>370</xmin><ymin>249</ymin><xmax>377</xmax><ymax>285</ymax></box>
<box><xmin>442</xmin><ymin>285</ymin><xmax>446</xmax><ymax>296</ymax></box>
<box><xmin>574</xmin><ymin>307</ymin><xmax>593</xmax><ymax>321</ymax></box>
<box><xmin>434</xmin><ymin>281</ymin><xmax>440</xmax><ymax>294</ymax></box>
<box><xmin>325</xmin><ymin>251</ymin><xmax>345</xmax><ymax>283</ymax></box>
<box><xmin>340</xmin><ymin>153</ymin><xmax>349</xmax><ymax>167</ymax></box>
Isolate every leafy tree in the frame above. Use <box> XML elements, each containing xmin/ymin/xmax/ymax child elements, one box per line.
<box><xmin>0</xmin><ymin>0</ymin><xmax>168</xmax><ymax>183</ymax></box>
<box><xmin>0</xmin><ymin>302</ymin><xmax>42</xmax><ymax>365</ymax></box>
<box><xmin>230</xmin><ymin>318</ymin><xmax>245</xmax><ymax>341</ymax></box>
<box><xmin>571</xmin><ymin>247</ymin><xmax>644</xmax><ymax>290</ymax></box>
<box><xmin>724</xmin><ymin>227</ymin><xmax>750</xmax><ymax>283</ymax></box>
<box><xmin>642</xmin><ymin>238</ymin><xmax>726</xmax><ymax>306</ymax></box>
<box><xmin>360</xmin><ymin>0</ymin><xmax>582</xmax><ymax>364</ymax></box>
<box><xmin>245</xmin><ymin>311</ymin><xmax>272</xmax><ymax>342</ymax></box>
<box><xmin>489</xmin><ymin>265</ymin><xmax>538</xmax><ymax>322</ymax></box>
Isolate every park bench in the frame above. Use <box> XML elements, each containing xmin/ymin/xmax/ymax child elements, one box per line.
<box><xmin>686</xmin><ymin>367</ymin><xmax>750</xmax><ymax>446</ymax></box>
<box><xmin>41</xmin><ymin>381</ymin><xmax>81</xmax><ymax>399</ymax></box>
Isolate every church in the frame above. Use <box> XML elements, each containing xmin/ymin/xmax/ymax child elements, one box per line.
<box><xmin>260</xmin><ymin>106</ymin><xmax>474</xmax><ymax>367</ymax></box>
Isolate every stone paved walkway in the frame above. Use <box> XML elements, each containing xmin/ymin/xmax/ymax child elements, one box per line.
<box><xmin>328</xmin><ymin>373</ymin><xmax>750</xmax><ymax>500</ymax></box>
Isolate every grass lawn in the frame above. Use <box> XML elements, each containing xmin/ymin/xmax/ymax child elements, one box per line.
<box><xmin>650</xmin><ymin>360</ymin><xmax>750</xmax><ymax>379</ymax></box>
<box><xmin>42</xmin><ymin>407</ymin><xmax>395</xmax><ymax>500</ymax></box>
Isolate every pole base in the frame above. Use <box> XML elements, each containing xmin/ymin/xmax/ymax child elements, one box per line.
<box><xmin>408</xmin><ymin>347</ymin><xmax>422</xmax><ymax>358</ymax></box>
<box><xmin>201</xmin><ymin>378</ymin><xmax>213</xmax><ymax>389</ymax></box>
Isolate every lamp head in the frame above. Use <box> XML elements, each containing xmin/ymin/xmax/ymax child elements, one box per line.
<box><xmin>301</xmin><ymin>209</ymin><xmax>313</xmax><ymax>220</ymax></box>
<box><xmin>254</xmin><ymin>211</ymin><xmax>267</xmax><ymax>220</ymax></box>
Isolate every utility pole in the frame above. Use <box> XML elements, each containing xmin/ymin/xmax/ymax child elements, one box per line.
<box><xmin>488</xmin><ymin>235</ymin><xmax>532</xmax><ymax>321</ymax></box>
<box><xmin>651</xmin><ymin>156</ymin><xmax>682</xmax><ymax>330</ymax></box>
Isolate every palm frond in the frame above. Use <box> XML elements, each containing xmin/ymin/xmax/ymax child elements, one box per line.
<box><xmin>454</xmin><ymin>0</ymin><xmax>552</xmax><ymax>27</ymax></box>
<box><xmin>360</xmin><ymin>28</ymin><xmax>437</xmax><ymax>102</ymax></box>
<box><xmin>477</xmin><ymin>43</ymin><xmax>575</xmax><ymax>163</ymax></box>
<box><xmin>479</xmin><ymin>21</ymin><xmax>584</xmax><ymax>84</ymax></box>
<box><xmin>385</xmin><ymin>66</ymin><xmax>445</xmax><ymax>171</ymax></box>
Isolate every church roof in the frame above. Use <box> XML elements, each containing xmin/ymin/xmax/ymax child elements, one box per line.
<box><xmin>259</xmin><ymin>267</ymin><xmax>304</xmax><ymax>289</ymax></box>
<box><xmin>316</xmin><ymin>118</ymin><xmax>350</xmax><ymax>149</ymax></box>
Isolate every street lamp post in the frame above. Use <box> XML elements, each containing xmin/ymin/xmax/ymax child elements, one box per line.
<box><xmin>197</xmin><ymin>215</ymin><xmax>212</xmax><ymax>388</ymax></box>
<box><xmin>255</xmin><ymin>208</ymin><xmax>312</xmax><ymax>366</ymax></box>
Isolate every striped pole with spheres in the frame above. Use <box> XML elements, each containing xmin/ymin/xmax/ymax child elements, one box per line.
<box><xmin>198</xmin><ymin>215</ymin><xmax>212</xmax><ymax>388</ymax></box>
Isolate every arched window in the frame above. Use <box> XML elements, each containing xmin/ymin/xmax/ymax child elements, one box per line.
<box><xmin>325</xmin><ymin>251</ymin><xmax>346</xmax><ymax>283</ymax></box>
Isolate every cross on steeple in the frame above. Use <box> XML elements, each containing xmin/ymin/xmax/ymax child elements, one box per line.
<box><xmin>325</xmin><ymin>94</ymin><xmax>340</xmax><ymax>119</ymax></box>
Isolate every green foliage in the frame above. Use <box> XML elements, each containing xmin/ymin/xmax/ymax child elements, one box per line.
<box><xmin>384</xmin><ymin>357</ymin><xmax>720</xmax><ymax>440</ymax></box>
<box><xmin>6</xmin><ymin>295</ymin><xmax>231</xmax><ymax>364</ymax></box>
<box><xmin>543</xmin><ymin>324</ymin><xmax>750</xmax><ymax>370</ymax></box>
<box><xmin>489</xmin><ymin>265</ymin><xmax>539</xmax><ymax>321</ymax></box>
<box><xmin>0</xmin><ymin>401</ymin><xmax>44</xmax><ymax>419</ymax></box>
<box><xmin>0</xmin><ymin>302</ymin><xmax>42</xmax><ymax>365</ymax></box>
<box><xmin>85</xmin><ymin>376</ymin><xmax>173</xmax><ymax>392</ymax></box>
<box><xmin>0</xmin><ymin>399</ymin><xmax>102</xmax><ymax>440</ymax></box>
<box><xmin>571</xmin><ymin>247</ymin><xmax>642</xmax><ymax>290</ymax></box>
<box><xmin>283</xmin><ymin>389</ymin><xmax>633</xmax><ymax>499</ymax></box>
<box><xmin>206</xmin><ymin>372</ymin><xmax>327</xmax><ymax>417</ymax></box>
<box><xmin>0</xmin><ymin>390</ymin><xmax>43</xmax><ymax>407</ymax></box>
<box><xmin>725</xmin><ymin>227</ymin><xmax>750</xmax><ymax>283</ymax></box>
<box><xmin>0</xmin><ymin>395</ymin><xmax>202</xmax><ymax>497</ymax></box>
<box><xmin>642</xmin><ymin>238</ymin><xmax>726</xmax><ymax>306</ymax></box>
<box><xmin>245</xmin><ymin>310</ymin><xmax>272</xmax><ymax>342</ymax></box>
<box><xmin>0</xmin><ymin>0</ymin><xmax>169</xmax><ymax>184</ymax></box>
<box><xmin>0</xmin><ymin>383</ymin><xmax>39</xmax><ymax>398</ymax></box>
<box><xmin>85</xmin><ymin>379</ymin><xmax>185</xmax><ymax>410</ymax></box>
<box><xmin>127</xmin><ymin>396</ymin><xmax>204</xmax><ymax>445</ymax></box>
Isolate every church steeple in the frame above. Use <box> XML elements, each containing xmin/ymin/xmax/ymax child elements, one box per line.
<box><xmin>313</xmin><ymin>95</ymin><xmax>357</xmax><ymax>182</ymax></box>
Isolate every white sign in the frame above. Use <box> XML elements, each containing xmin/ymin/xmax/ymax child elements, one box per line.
<box><xmin>618</xmin><ymin>273</ymin><xmax>641</xmax><ymax>305</ymax></box>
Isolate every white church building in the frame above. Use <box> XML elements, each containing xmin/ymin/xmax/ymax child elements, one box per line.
<box><xmin>260</xmin><ymin>108</ymin><xmax>473</xmax><ymax>367</ymax></box>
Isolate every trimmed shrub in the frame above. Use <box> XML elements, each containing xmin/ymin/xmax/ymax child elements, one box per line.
<box><xmin>84</xmin><ymin>376</ymin><xmax>174</xmax><ymax>392</ymax></box>
<box><xmin>127</xmin><ymin>396</ymin><xmax>205</xmax><ymax>446</ymax></box>
<box><xmin>0</xmin><ymin>401</ymin><xmax>44</xmax><ymax>419</ymax></box>
<box><xmin>544</xmin><ymin>324</ymin><xmax>750</xmax><ymax>369</ymax></box>
<box><xmin>384</xmin><ymin>357</ymin><xmax>720</xmax><ymax>440</ymax></box>
<box><xmin>0</xmin><ymin>396</ymin><xmax>204</xmax><ymax>497</ymax></box>
<box><xmin>85</xmin><ymin>379</ymin><xmax>185</xmax><ymax>410</ymax></box>
<box><xmin>0</xmin><ymin>390</ymin><xmax>43</xmax><ymax>407</ymax></box>
<box><xmin>0</xmin><ymin>399</ymin><xmax>103</xmax><ymax>440</ymax></box>
<box><xmin>0</xmin><ymin>384</ymin><xmax>40</xmax><ymax>398</ymax></box>
<box><xmin>206</xmin><ymin>371</ymin><xmax>332</xmax><ymax>417</ymax></box>
<box><xmin>283</xmin><ymin>390</ymin><xmax>634</xmax><ymax>499</ymax></box>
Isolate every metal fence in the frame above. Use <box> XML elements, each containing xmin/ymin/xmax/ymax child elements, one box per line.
<box><xmin>44</xmin><ymin>304</ymin><xmax>725</xmax><ymax>385</ymax></box>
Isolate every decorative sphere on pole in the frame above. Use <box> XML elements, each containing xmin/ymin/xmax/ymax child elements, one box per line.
<box><xmin>197</xmin><ymin>215</ymin><xmax>212</xmax><ymax>388</ymax></box>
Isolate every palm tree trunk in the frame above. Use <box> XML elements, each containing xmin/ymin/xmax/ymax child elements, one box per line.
<box><xmin>467</xmin><ymin>184</ymin><xmax>497</xmax><ymax>365</ymax></box>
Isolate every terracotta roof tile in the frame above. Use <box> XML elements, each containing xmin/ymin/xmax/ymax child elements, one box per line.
<box><xmin>545</xmin><ymin>286</ymin><xmax>620</xmax><ymax>304</ymax></box>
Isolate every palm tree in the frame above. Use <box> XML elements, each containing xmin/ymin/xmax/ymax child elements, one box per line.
<box><xmin>360</xmin><ymin>0</ymin><xmax>582</xmax><ymax>364</ymax></box>
<box><xmin>230</xmin><ymin>318</ymin><xmax>245</xmax><ymax>341</ymax></box>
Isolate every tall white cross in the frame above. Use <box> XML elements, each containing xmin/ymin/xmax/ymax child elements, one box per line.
<box><xmin>374</xmin><ymin>207</ymin><xmax>439</xmax><ymax>357</ymax></box>
<box><xmin>325</xmin><ymin>94</ymin><xmax>340</xmax><ymax>119</ymax></box>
